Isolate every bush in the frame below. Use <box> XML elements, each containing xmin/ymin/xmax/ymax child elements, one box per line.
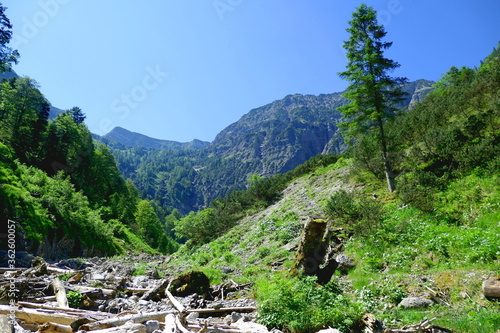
<box><xmin>325</xmin><ymin>190</ymin><xmax>383</xmax><ymax>236</ymax></box>
<box><xmin>255</xmin><ymin>274</ymin><xmax>364</xmax><ymax>332</ymax></box>
<box><xmin>396</xmin><ymin>170</ymin><xmax>444</xmax><ymax>212</ymax></box>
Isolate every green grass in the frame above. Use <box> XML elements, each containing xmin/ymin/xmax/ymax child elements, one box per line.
<box><xmin>383</xmin><ymin>305</ymin><xmax>500</xmax><ymax>333</ymax></box>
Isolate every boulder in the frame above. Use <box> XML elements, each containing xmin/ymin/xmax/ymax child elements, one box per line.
<box><xmin>483</xmin><ymin>276</ymin><xmax>500</xmax><ymax>300</ymax></box>
<box><xmin>398</xmin><ymin>296</ymin><xmax>433</xmax><ymax>308</ymax></box>
<box><xmin>335</xmin><ymin>254</ymin><xmax>354</xmax><ymax>274</ymax></box>
<box><xmin>170</xmin><ymin>271</ymin><xmax>211</xmax><ymax>296</ymax></box>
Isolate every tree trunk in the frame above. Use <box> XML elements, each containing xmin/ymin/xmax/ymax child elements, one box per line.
<box><xmin>291</xmin><ymin>216</ymin><xmax>339</xmax><ymax>284</ymax></box>
<box><xmin>377</xmin><ymin>117</ymin><xmax>395</xmax><ymax>193</ymax></box>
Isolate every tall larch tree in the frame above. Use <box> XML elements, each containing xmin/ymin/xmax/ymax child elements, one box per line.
<box><xmin>338</xmin><ymin>4</ymin><xmax>407</xmax><ymax>193</ymax></box>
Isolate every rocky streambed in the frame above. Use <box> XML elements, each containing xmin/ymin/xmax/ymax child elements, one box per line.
<box><xmin>0</xmin><ymin>253</ymin><xmax>270</xmax><ymax>333</ymax></box>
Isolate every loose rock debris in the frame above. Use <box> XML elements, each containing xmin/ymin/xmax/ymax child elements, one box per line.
<box><xmin>0</xmin><ymin>257</ymin><xmax>259</xmax><ymax>333</ymax></box>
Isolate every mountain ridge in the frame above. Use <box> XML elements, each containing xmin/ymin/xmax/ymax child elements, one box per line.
<box><xmin>102</xmin><ymin>79</ymin><xmax>434</xmax><ymax>214</ymax></box>
<box><xmin>102</xmin><ymin>126</ymin><xmax>210</xmax><ymax>150</ymax></box>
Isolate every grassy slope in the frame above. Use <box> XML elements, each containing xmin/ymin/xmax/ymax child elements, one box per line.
<box><xmin>164</xmin><ymin>157</ymin><xmax>500</xmax><ymax>332</ymax></box>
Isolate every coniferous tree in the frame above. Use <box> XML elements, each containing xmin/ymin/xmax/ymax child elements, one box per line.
<box><xmin>0</xmin><ymin>3</ymin><xmax>19</xmax><ymax>72</ymax></box>
<box><xmin>68</xmin><ymin>106</ymin><xmax>86</xmax><ymax>124</ymax></box>
<box><xmin>338</xmin><ymin>4</ymin><xmax>407</xmax><ymax>192</ymax></box>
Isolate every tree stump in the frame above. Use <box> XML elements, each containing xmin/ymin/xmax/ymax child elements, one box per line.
<box><xmin>291</xmin><ymin>216</ymin><xmax>339</xmax><ymax>284</ymax></box>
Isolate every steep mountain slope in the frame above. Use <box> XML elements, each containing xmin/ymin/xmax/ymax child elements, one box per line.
<box><xmin>208</xmin><ymin>79</ymin><xmax>434</xmax><ymax>177</ymax></box>
<box><xmin>104</xmin><ymin>80</ymin><xmax>434</xmax><ymax>214</ymax></box>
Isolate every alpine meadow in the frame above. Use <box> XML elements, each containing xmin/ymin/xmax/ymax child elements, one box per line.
<box><xmin>0</xmin><ymin>3</ymin><xmax>499</xmax><ymax>333</ymax></box>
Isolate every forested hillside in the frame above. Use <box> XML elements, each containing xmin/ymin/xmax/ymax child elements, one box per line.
<box><xmin>0</xmin><ymin>7</ymin><xmax>176</xmax><ymax>257</ymax></box>
<box><xmin>102</xmin><ymin>79</ymin><xmax>433</xmax><ymax>215</ymax></box>
<box><xmin>0</xmin><ymin>82</ymin><xmax>178</xmax><ymax>257</ymax></box>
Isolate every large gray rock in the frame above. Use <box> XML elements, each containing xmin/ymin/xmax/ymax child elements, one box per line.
<box><xmin>398</xmin><ymin>296</ymin><xmax>433</xmax><ymax>308</ymax></box>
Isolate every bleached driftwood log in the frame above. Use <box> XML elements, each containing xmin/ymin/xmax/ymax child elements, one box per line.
<box><xmin>165</xmin><ymin>282</ymin><xmax>185</xmax><ymax>313</ymax></box>
<box><xmin>186</xmin><ymin>307</ymin><xmax>256</xmax><ymax>315</ymax></box>
<box><xmin>46</xmin><ymin>266</ymin><xmax>75</xmax><ymax>275</ymax></box>
<box><xmin>16</xmin><ymin>301</ymin><xmax>114</xmax><ymax>319</ymax></box>
<box><xmin>79</xmin><ymin>311</ymin><xmax>174</xmax><ymax>331</ymax></box>
<box><xmin>140</xmin><ymin>278</ymin><xmax>170</xmax><ymax>301</ymax></box>
<box><xmin>88</xmin><ymin>321</ymin><xmax>147</xmax><ymax>333</ymax></box>
<box><xmin>52</xmin><ymin>278</ymin><xmax>69</xmax><ymax>308</ymax></box>
<box><xmin>0</xmin><ymin>305</ymin><xmax>81</xmax><ymax>326</ymax></box>
<box><xmin>383</xmin><ymin>318</ymin><xmax>452</xmax><ymax>333</ymax></box>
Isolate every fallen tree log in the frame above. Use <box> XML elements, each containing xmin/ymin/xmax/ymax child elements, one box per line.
<box><xmin>52</xmin><ymin>278</ymin><xmax>69</xmax><ymax>309</ymax></box>
<box><xmin>46</xmin><ymin>266</ymin><xmax>75</xmax><ymax>275</ymax></box>
<box><xmin>124</xmin><ymin>287</ymin><xmax>149</xmax><ymax>295</ymax></box>
<box><xmin>79</xmin><ymin>311</ymin><xmax>174</xmax><ymax>331</ymax></box>
<box><xmin>70</xmin><ymin>285</ymin><xmax>117</xmax><ymax>300</ymax></box>
<box><xmin>165</xmin><ymin>282</ymin><xmax>185</xmax><ymax>313</ymax></box>
<box><xmin>383</xmin><ymin>318</ymin><xmax>452</xmax><ymax>333</ymax></box>
<box><xmin>16</xmin><ymin>301</ymin><xmax>114</xmax><ymax>319</ymax></box>
<box><xmin>0</xmin><ymin>305</ymin><xmax>81</xmax><ymax>326</ymax></box>
<box><xmin>141</xmin><ymin>278</ymin><xmax>169</xmax><ymax>301</ymax></box>
<box><xmin>186</xmin><ymin>306</ymin><xmax>256</xmax><ymax>314</ymax></box>
<box><xmin>28</xmin><ymin>295</ymin><xmax>57</xmax><ymax>303</ymax></box>
<box><xmin>88</xmin><ymin>321</ymin><xmax>147</xmax><ymax>333</ymax></box>
<box><xmin>38</xmin><ymin>321</ymin><xmax>73</xmax><ymax>333</ymax></box>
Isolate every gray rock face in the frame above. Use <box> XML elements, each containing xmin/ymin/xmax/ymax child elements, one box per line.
<box><xmin>209</xmin><ymin>80</ymin><xmax>434</xmax><ymax>177</ymax></box>
<box><xmin>210</xmin><ymin>93</ymin><xmax>347</xmax><ymax>177</ymax></box>
<box><xmin>398</xmin><ymin>296</ymin><xmax>433</xmax><ymax>308</ymax></box>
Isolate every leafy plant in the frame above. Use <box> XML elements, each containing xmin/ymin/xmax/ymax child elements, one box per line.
<box><xmin>67</xmin><ymin>290</ymin><xmax>82</xmax><ymax>308</ymax></box>
<box><xmin>255</xmin><ymin>274</ymin><xmax>364</xmax><ymax>332</ymax></box>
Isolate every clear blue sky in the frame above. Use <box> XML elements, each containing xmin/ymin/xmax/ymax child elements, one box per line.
<box><xmin>3</xmin><ymin>0</ymin><xmax>499</xmax><ymax>142</ymax></box>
